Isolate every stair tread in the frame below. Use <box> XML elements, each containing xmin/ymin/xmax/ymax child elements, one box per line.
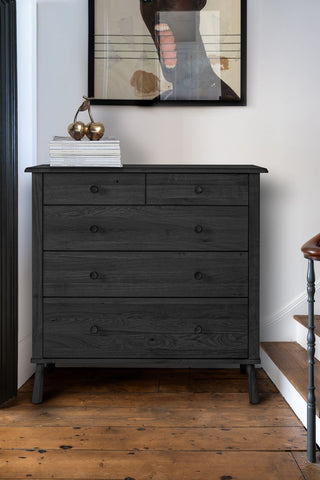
<box><xmin>261</xmin><ymin>341</ymin><xmax>320</xmax><ymax>417</ymax></box>
<box><xmin>294</xmin><ymin>315</ymin><xmax>320</xmax><ymax>337</ymax></box>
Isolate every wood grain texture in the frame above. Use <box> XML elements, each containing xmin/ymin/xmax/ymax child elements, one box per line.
<box><xmin>43</xmin><ymin>252</ymin><xmax>248</xmax><ymax>297</ymax></box>
<box><xmin>44</xmin><ymin>332</ymin><xmax>248</xmax><ymax>360</ymax></box>
<box><xmin>43</xmin><ymin>298</ymin><xmax>248</xmax><ymax>359</ymax></box>
<box><xmin>301</xmin><ymin>233</ymin><xmax>320</xmax><ymax>261</ymax></box>
<box><xmin>292</xmin><ymin>451</ymin><xmax>320</xmax><ymax>479</ymax></box>
<box><xmin>147</xmin><ymin>173</ymin><xmax>248</xmax><ymax>205</ymax></box>
<box><xmin>0</xmin><ymin>368</ymin><xmax>309</xmax><ymax>480</ymax></box>
<box><xmin>261</xmin><ymin>341</ymin><xmax>320</xmax><ymax>416</ymax></box>
<box><xmin>43</xmin><ymin>205</ymin><xmax>248</xmax><ymax>251</ymax></box>
<box><xmin>29</xmin><ymin>166</ymin><xmax>266</xmax><ymax>402</ymax></box>
<box><xmin>248</xmin><ymin>174</ymin><xmax>260</xmax><ymax>361</ymax></box>
<box><xmin>0</xmin><ymin>451</ymin><xmax>304</xmax><ymax>479</ymax></box>
<box><xmin>32</xmin><ymin>174</ymin><xmax>43</xmax><ymax>359</ymax></box>
<box><xmin>7</xmin><ymin>390</ymin><xmax>278</xmax><ymax>409</ymax></box>
<box><xmin>0</xmin><ymin>425</ymin><xmax>307</xmax><ymax>451</ymax></box>
<box><xmin>0</xmin><ymin>400</ymin><xmax>299</xmax><ymax>428</ymax></box>
<box><xmin>44</xmin><ymin>173</ymin><xmax>145</xmax><ymax>205</ymax></box>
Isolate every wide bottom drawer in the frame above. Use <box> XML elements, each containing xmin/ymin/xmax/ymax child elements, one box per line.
<box><xmin>43</xmin><ymin>298</ymin><xmax>248</xmax><ymax>359</ymax></box>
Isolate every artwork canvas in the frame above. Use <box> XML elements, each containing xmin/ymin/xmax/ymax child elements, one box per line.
<box><xmin>88</xmin><ymin>0</ymin><xmax>246</xmax><ymax>105</ymax></box>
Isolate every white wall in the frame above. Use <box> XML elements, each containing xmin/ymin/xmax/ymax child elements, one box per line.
<box><xmin>14</xmin><ymin>0</ymin><xmax>318</xmax><ymax>391</ymax></box>
<box><xmin>17</xmin><ymin>0</ymin><xmax>37</xmax><ymax>387</ymax></box>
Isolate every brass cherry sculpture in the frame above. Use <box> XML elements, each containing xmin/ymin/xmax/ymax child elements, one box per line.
<box><xmin>68</xmin><ymin>96</ymin><xmax>105</xmax><ymax>141</ymax></box>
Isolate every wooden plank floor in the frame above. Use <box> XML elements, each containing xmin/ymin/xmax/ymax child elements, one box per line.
<box><xmin>0</xmin><ymin>368</ymin><xmax>319</xmax><ymax>480</ymax></box>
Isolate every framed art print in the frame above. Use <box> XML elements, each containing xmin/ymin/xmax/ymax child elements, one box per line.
<box><xmin>88</xmin><ymin>0</ymin><xmax>247</xmax><ymax>105</ymax></box>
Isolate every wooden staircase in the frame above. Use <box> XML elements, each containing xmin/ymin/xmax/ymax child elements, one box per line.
<box><xmin>294</xmin><ymin>315</ymin><xmax>320</xmax><ymax>362</ymax></box>
<box><xmin>262</xmin><ymin>234</ymin><xmax>320</xmax><ymax>461</ymax></box>
<box><xmin>294</xmin><ymin>315</ymin><xmax>320</xmax><ymax>335</ymax></box>
<box><xmin>261</xmin><ymin>315</ymin><xmax>320</xmax><ymax>448</ymax></box>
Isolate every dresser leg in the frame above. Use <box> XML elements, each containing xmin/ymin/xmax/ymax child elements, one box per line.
<box><xmin>32</xmin><ymin>364</ymin><xmax>44</xmax><ymax>404</ymax></box>
<box><xmin>247</xmin><ymin>364</ymin><xmax>259</xmax><ymax>404</ymax></box>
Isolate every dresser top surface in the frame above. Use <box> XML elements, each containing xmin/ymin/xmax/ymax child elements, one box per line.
<box><xmin>25</xmin><ymin>164</ymin><xmax>268</xmax><ymax>174</ymax></box>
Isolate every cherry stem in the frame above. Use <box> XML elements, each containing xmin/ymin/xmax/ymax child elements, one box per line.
<box><xmin>83</xmin><ymin>96</ymin><xmax>95</xmax><ymax>123</ymax></box>
<box><xmin>73</xmin><ymin>106</ymin><xmax>82</xmax><ymax>124</ymax></box>
<box><xmin>73</xmin><ymin>96</ymin><xmax>95</xmax><ymax>124</ymax></box>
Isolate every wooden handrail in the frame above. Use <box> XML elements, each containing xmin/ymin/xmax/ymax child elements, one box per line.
<box><xmin>301</xmin><ymin>233</ymin><xmax>320</xmax><ymax>261</ymax></box>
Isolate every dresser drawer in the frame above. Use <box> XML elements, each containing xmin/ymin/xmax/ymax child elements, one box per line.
<box><xmin>43</xmin><ymin>252</ymin><xmax>248</xmax><ymax>297</ymax></box>
<box><xmin>43</xmin><ymin>298</ymin><xmax>248</xmax><ymax>359</ymax></box>
<box><xmin>43</xmin><ymin>205</ymin><xmax>248</xmax><ymax>251</ymax></box>
<box><xmin>147</xmin><ymin>174</ymin><xmax>248</xmax><ymax>205</ymax></box>
<box><xmin>44</xmin><ymin>173</ymin><xmax>145</xmax><ymax>205</ymax></box>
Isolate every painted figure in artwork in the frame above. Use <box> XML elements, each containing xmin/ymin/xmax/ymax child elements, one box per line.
<box><xmin>139</xmin><ymin>0</ymin><xmax>239</xmax><ymax>100</ymax></box>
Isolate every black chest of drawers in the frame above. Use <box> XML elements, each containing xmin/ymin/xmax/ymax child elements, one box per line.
<box><xmin>26</xmin><ymin>164</ymin><xmax>267</xmax><ymax>404</ymax></box>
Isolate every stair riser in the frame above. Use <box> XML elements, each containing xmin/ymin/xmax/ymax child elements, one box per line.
<box><xmin>260</xmin><ymin>347</ymin><xmax>320</xmax><ymax>447</ymax></box>
<box><xmin>296</xmin><ymin>322</ymin><xmax>320</xmax><ymax>361</ymax></box>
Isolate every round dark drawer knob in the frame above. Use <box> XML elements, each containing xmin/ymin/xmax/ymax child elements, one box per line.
<box><xmin>90</xmin><ymin>271</ymin><xmax>99</xmax><ymax>280</ymax></box>
<box><xmin>194</xmin><ymin>185</ymin><xmax>203</xmax><ymax>194</ymax></box>
<box><xmin>194</xmin><ymin>271</ymin><xmax>203</xmax><ymax>280</ymax></box>
<box><xmin>90</xmin><ymin>225</ymin><xmax>99</xmax><ymax>233</ymax></box>
<box><xmin>90</xmin><ymin>185</ymin><xmax>99</xmax><ymax>194</ymax></box>
<box><xmin>195</xmin><ymin>325</ymin><xmax>202</xmax><ymax>334</ymax></box>
<box><xmin>90</xmin><ymin>326</ymin><xmax>98</xmax><ymax>334</ymax></box>
<box><xmin>195</xmin><ymin>225</ymin><xmax>203</xmax><ymax>234</ymax></box>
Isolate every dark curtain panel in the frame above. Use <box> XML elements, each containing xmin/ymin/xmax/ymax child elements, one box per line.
<box><xmin>0</xmin><ymin>0</ymin><xmax>18</xmax><ymax>404</ymax></box>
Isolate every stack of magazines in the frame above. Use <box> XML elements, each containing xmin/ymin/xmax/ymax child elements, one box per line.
<box><xmin>49</xmin><ymin>136</ymin><xmax>122</xmax><ymax>167</ymax></box>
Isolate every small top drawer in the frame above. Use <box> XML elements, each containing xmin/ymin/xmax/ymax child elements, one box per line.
<box><xmin>147</xmin><ymin>174</ymin><xmax>248</xmax><ymax>205</ymax></box>
<box><xmin>43</xmin><ymin>173</ymin><xmax>145</xmax><ymax>205</ymax></box>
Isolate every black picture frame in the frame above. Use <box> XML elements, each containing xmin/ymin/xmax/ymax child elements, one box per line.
<box><xmin>88</xmin><ymin>0</ymin><xmax>247</xmax><ymax>106</ymax></box>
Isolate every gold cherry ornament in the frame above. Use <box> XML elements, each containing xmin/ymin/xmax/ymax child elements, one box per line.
<box><xmin>68</xmin><ymin>96</ymin><xmax>105</xmax><ymax>141</ymax></box>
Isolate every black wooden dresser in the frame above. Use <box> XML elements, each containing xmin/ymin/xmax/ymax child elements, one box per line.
<box><xmin>26</xmin><ymin>164</ymin><xmax>267</xmax><ymax>404</ymax></box>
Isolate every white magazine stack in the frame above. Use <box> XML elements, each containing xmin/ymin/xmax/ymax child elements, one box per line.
<box><xmin>49</xmin><ymin>136</ymin><xmax>122</xmax><ymax>167</ymax></box>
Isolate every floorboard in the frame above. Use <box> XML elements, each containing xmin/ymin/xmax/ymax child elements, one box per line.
<box><xmin>0</xmin><ymin>451</ymin><xmax>304</xmax><ymax>480</ymax></box>
<box><xmin>0</xmin><ymin>368</ymin><xmax>316</xmax><ymax>479</ymax></box>
<box><xmin>292</xmin><ymin>452</ymin><xmax>320</xmax><ymax>479</ymax></box>
<box><xmin>0</xmin><ymin>426</ymin><xmax>307</xmax><ymax>451</ymax></box>
<box><xmin>0</xmin><ymin>402</ymin><xmax>300</xmax><ymax>428</ymax></box>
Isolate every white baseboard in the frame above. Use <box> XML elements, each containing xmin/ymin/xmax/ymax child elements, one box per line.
<box><xmin>18</xmin><ymin>334</ymin><xmax>35</xmax><ymax>389</ymax></box>
<box><xmin>296</xmin><ymin>321</ymin><xmax>320</xmax><ymax>361</ymax></box>
<box><xmin>261</xmin><ymin>347</ymin><xmax>320</xmax><ymax>447</ymax></box>
<box><xmin>261</xmin><ymin>281</ymin><xmax>320</xmax><ymax>341</ymax></box>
